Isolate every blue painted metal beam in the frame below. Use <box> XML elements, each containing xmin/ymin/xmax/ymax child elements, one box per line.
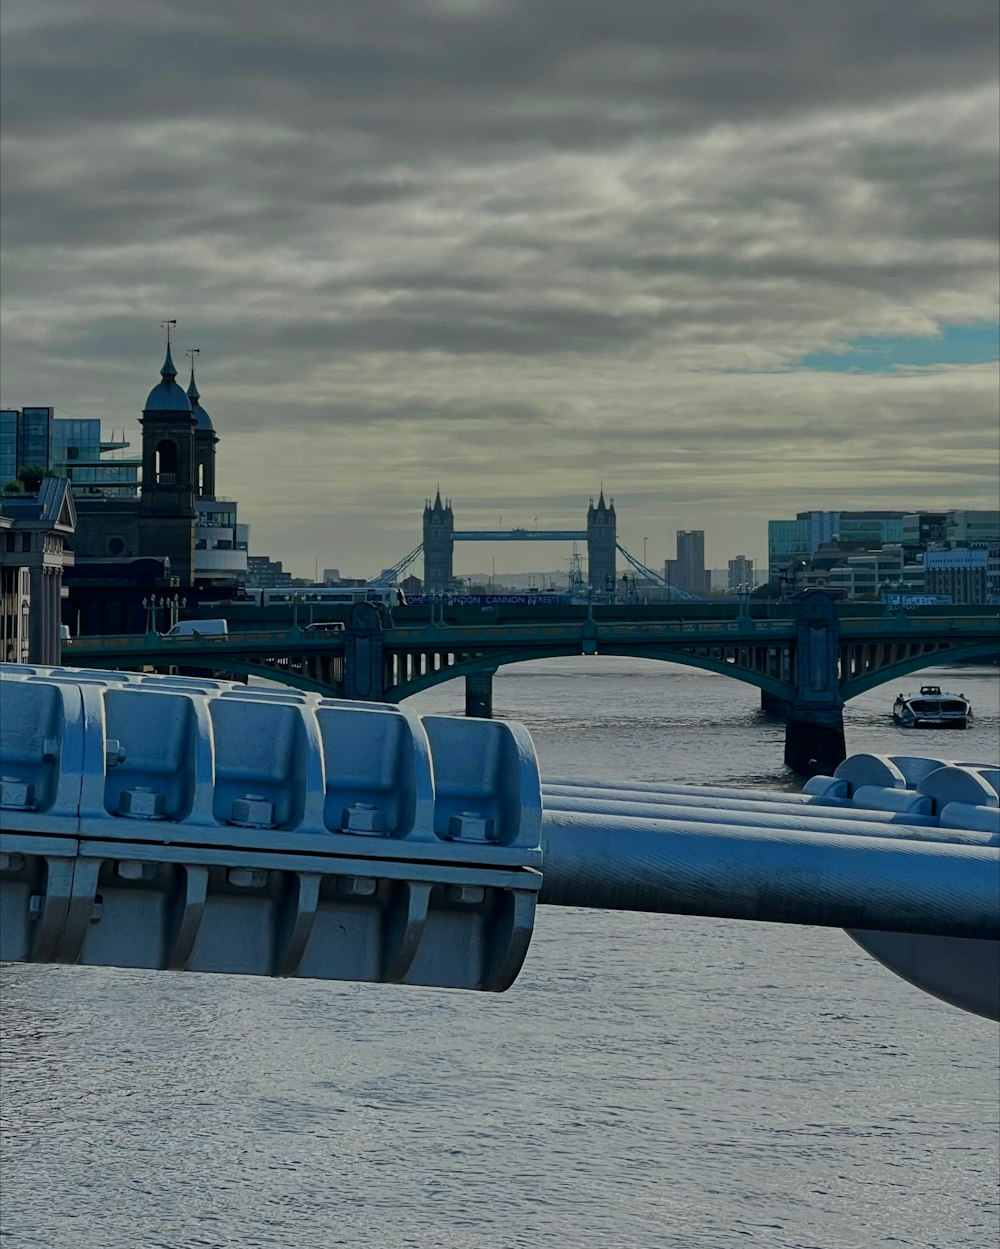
<box><xmin>452</xmin><ymin>530</ymin><xmax>588</xmax><ymax>541</ymax></box>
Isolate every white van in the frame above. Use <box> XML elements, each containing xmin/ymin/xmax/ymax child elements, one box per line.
<box><xmin>163</xmin><ymin>619</ymin><xmax>229</xmax><ymax>639</ymax></box>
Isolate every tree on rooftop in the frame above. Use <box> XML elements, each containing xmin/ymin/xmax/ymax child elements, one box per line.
<box><xmin>16</xmin><ymin>465</ymin><xmax>50</xmax><ymax>492</ymax></box>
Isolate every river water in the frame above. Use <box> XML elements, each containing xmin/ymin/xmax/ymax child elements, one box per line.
<box><xmin>1</xmin><ymin>661</ymin><xmax>998</xmax><ymax>1249</ymax></box>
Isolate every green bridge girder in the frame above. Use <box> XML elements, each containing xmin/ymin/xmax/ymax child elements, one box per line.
<box><xmin>382</xmin><ymin>644</ymin><xmax>795</xmax><ymax>703</ymax></box>
<box><xmin>63</xmin><ymin>611</ymin><xmax>999</xmax><ymax>706</ymax></box>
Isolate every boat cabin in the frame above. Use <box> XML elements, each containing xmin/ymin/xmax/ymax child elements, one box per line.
<box><xmin>919</xmin><ymin>685</ymin><xmax>942</xmax><ymax>696</ymax></box>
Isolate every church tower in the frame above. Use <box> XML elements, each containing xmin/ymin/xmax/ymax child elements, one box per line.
<box><xmin>422</xmin><ymin>490</ymin><xmax>454</xmax><ymax>592</ymax></box>
<box><xmin>587</xmin><ymin>490</ymin><xmax>617</xmax><ymax>596</ymax></box>
<box><xmin>138</xmin><ymin>335</ymin><xmax>197</xmax><ymax>584</ymax></box>
<box><xmin>187</xmin><ymin>354</ymin><xmax>218</xmax><ymax>498</ymax></box>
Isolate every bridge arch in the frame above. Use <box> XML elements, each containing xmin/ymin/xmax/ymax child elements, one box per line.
<box><xmin>841</xmin><ymin>642</ymin><xmax>1000</xmax><ymax>700</ymax></box>
<box><xmin>385</xmin><ymin>646</ymin><xmax>795</xmax><ymax>703</ymax></box>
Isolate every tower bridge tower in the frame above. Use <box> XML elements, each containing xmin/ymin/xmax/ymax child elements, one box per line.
<box><xmin>423</xmin><ymin>490</ymin><xmax>454</xmax><ymax>591</ymax></box>
<box><xmin>587</xmin><ymin>491</ymin><xmax>616</xmax><ymax>595</ymax></box>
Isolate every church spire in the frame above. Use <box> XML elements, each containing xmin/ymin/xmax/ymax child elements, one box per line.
<box><xmin>160</xmin><ymin>318</ymin><xmax>178</xmax><ymax>380</ymax></box>
<box><xmin>186</xmin><ymin>347</ymin><xmax>200</xmax><ymax>401</ymax></box>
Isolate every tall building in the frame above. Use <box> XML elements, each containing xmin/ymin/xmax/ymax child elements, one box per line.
<box><xmin>586</xmin><ymin>491</ymin><xmax>617</xmax><ymax>595</ymax></box>
<box><xmin>727</xmin><ymin>554</ymin><xmax>755</xmax><ymax>593</ymax></box>
<box><xmin>422</xmin><ymin>490</ymin><xmax>454</xmax><ymax>591</ymax></box>
<box><xmin>0</xmin><ymin>410</ymin><xmax>16</xmax><ymax>486</ymax></box>
<box><xmin>666</xmin><ymin>530</ymin><xmax>709</xmax><ymax>595</ymax></box>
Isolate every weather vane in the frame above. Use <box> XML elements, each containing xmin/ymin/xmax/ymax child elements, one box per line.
<box><xmin>161</xmin><ymin>318</ymin><xmax>177</xmax><ymax>346</ymax></box>
<box><xmin>186</xmin><ymin>347</ymin><xmax>200</xmax><ymax>368</ymax></box>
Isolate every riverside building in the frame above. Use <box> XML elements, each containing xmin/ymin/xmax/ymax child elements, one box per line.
<box><xmin>3</xmin><ymin>341</ymin><xmax>249</xmax><ymax>589</ymax></box>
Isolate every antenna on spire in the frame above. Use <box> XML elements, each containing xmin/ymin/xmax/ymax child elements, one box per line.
<box><xmin>161</xmin><ymin>318</ymin><xmax>177</xmax><ymax>346</ymax></box>
<box><xmin>187</xmin><ymin>347</ymin><xmax>200</xmax><ymax>369</ymax></box>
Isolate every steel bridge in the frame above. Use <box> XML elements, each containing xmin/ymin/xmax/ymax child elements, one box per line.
<box><xmin>65</xmin><ymin>601</ymin><xmax>998</xmax><ymax>773</ymax></box>
<box><xmin>371</xmin><ymin>536</ymin><xmax>705</xmax><ymax>601</ymax></box>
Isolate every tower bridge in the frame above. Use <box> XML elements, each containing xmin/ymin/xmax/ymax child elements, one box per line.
<box><xmin>373</xmin><ymin>490</ymin><xmax>702</xmax><ymax>601</ymax></box>
<box><xmin>422</xmin><ymin>489</ymin><xmax>621</xmax><ymax>596</ymax></box>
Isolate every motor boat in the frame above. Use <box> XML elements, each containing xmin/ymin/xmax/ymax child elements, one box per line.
<box><xmin>892</xmin><ymin>685</ymin><xmax>973</xmax><ymax>729</ymax></box>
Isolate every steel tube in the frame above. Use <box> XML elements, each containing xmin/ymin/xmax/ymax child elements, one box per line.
<box><xmin>538</xmin><ymin>811</ymin><xmax>1000</xmax><ymax>938</ymax></box>
<box><xmin>544</xmin><ymin>776</ymin><xmax>812</xmax><ymax>805</ymax></box>
<box><xmin>541</xmin><ymin>793</ymin><xmax>956</xmax><ymax>835</ymax></box>
<box><xmin>544</xmin><ymin>783</ymin><xmax>836</xmax><ymax>815</ymax></box>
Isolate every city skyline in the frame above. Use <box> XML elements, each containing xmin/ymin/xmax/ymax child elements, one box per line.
<box><xmin>2</xmin><ymin>1</ymin><xmax>998</xmax><ymax>579</ymax></box>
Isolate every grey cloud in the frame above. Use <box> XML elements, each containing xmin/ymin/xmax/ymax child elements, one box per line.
<box><xmin>1</xmin><ymin>0</ymin><xmax>997</xmax><ymax>573</ymax></box>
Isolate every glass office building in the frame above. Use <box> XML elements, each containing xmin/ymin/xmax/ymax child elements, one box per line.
<box><xmin>0</xmin><ymin>407</ymin><xmax>139</xmax><ymax>496</ymax></box>
<box><xmin>50</xmin><ymin>417</ymin><xmax>101</xmax><ymax>467</ymax></box>
<box><xmin>16</xmin><ymin>406</ymin><xmax>54</xmax><ymax>472</ymax></box>
<box><xmin>0</xmin><ymin>410</ymin><xmax>18</xmax><ymax>486</ymax></box>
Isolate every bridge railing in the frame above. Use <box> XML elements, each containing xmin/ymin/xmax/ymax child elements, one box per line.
<box><xmin>840</xmin><ymin>614</ymin><xmax>999</xmax><ymax>633</ymax></box>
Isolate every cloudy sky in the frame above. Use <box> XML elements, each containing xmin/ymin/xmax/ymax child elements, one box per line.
<box><xmin>2</xmin><ymin>0</ymin><xmax>998</xmax><ymax>580</ymax></box>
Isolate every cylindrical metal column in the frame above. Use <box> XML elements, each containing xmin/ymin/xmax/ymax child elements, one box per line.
<box><xmin>539</xmin><ymin>811</ymin><xmax>1000</xmax><ymax>938</ymax></box>
<box><xmin>541</xmin><ymin>792</ymin><xmax>956</xmax><ymax>836</ymax></box>
<box><xmin>544</xmin><ymin>777</ymin><xmax>810</xmax><ymax>805</ymax></box>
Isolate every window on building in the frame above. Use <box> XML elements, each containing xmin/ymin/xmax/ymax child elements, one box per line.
<box><xmin>155</xmin><ymin>439</ymin><xmax>178</xmax><ymax>483</ymax></box>
<box><xmin>21</xmin><ymin>534</ymin><xmax>31</xmax><ymax>552</ymax></box>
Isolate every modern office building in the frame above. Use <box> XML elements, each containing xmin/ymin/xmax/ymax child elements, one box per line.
<box><xmin>1</xmin><ymin>406</ymin><xmax>139</xmax><ymax>496</ymax></box>
<box><xmin>246</xmin><ymin>555</ymin><xmax>296</xmax><ymax>588</ymax></box>
<box><xmin>945</xmin><ymin>511</ymin><xmax>1000</xmax><ymax>548</ymax></box>
<box><xmin>727</xmin><ymin>554</ymin><xmax>755</xmax><ymax>593</ymax></box>
<box><xmin>0</xmin><ymin>410</ymin><xmax>20</xmax><ymax>485</ymax></box>
<box><xmin>901</xmin><ymin>512</ymin><xmax>948</xmax><ymax>554</ymax></box>
<box><xmin>665</xmin><ymin>530</ymin><xmax>710</xmax><ymax>595</ymax></box>
<box><xmin>824</xmin><ymin>544</ymin><xmax>925</xmax><ymax>601</ymax></box>
<box><xmin>767</xmin><ymin>511</ymin><xmax>909</xmax><ymax>582</ymax></box>
<box><xmin>923</xmin><ymin>547</ymin><xmax>993</xmax><ymax>605</ymax></box>
<box><xmin>763</xmin><ymin>505</ymin><xmax>999</xmax><ymax>601</ymax></box>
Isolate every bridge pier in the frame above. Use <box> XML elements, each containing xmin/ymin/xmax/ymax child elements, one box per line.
<box><xmin>785</xmin><ymin>591</ymin><xmax>846</xmax><ymax>777</ymax></box>
<box><xmin>784</xmin><ymin>709</ymin><xmax>846</xmax><ymax>777</ymax></box>
<box><xmin>343</xmin><ymin>602</ymin><xmax>388</xmax><ymax>701</ymax></box>
<box><xmin>465</xmin><ymin>669</ymin><xmax>496</xmax><ymax>718</ymax></box>
<box><xmin>760</xmin><ymin>690</ymin><xmax>791</xmax><ymax>718</ymax></box>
